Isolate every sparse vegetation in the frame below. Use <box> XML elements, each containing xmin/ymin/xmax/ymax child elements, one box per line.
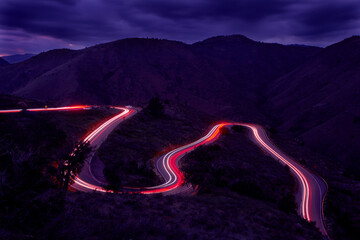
<box><xmin>57</xmin><ymin>141</ymin><xmax>91</xmax><ymax>192</ymax></box>
<box><xmin>95</xmin><ymin>103</ymin><xmax>321</xmax><ymax>239</ymax></box>
<box><xmin>268</xmin><ymin>129</ymin><xmax>360</xmax><ymax>240</ymax></box>
<box><xmin>98</xmin><ymin>103</ymin><xmax>214</xmax><ymax>189</ymax></box>
<box><xmin>0</xmin><ymin>111</ymin><xmax>67</xmax><ymax>239</ymax></box>
<box><xmin>0</xmin><ymin>99</ymin><xmax>119</xmax><ymax>239</ymax></box>
<box><xmin>182</xmin><ymin>127</ymin><xmax>297</xmax><ymax>208</ymax></box>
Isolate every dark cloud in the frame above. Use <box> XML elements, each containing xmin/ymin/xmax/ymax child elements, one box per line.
<box><xmin>133</xmin><ymin>0</ymin><xmax>290</xmax><ymax>22</ymax></box>
<box><xmin>295</xmin><ymin>1</ymin><xmax>360</xmax><ymax>37</ymax></box>
<box><xmin>0</xmin><ymin>0</ymin><xmax>359</xmax><ymax>55</ymax></box>
<box><xmin>1</xmin><ymin>1</ymin><xmax>76</xmax><ymax>38</ymax></box>
<box><xmin>0</xmin><ymin>0</ymin><xmax>115</xmax><ymax>41</ymax></box>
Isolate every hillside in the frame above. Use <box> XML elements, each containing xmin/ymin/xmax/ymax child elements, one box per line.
<box><xmin>0</xmin><ymin>49</ymin><xmax>79</xmax><ymax>96</ymax></box>
<box><xmin>75</xmin><ymin>101</ymin><xmax>322</xmax><ymax>240</ymax></box>
<box><xmin>267</xmin><ymin>36</ymin><xmax>360</xmax><ymax>172</ymax></box>
<box><xmin>265</xmin><ymin>36</ymin><xmax>360</xmax><ymax>240</ymax></box>
<box><xmin>0</xmin><ymin>35</ymin><xmax>320</xmax><ymax>121</ymax></box>
<box><xmin>0</xmin><ymin>94</ymin><xmax>124</xmax><ymax>240</ymax></box>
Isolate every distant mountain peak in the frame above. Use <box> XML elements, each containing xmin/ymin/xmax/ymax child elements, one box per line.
<box><xmin>0</xmin><ymin>34</ymin><xmax>328</xmax><ymax>109</ymax></box>
<box><xmin>327</xmin><ymin>35</ymin><xmax>360</xmax><ymax>49</ymax></box>
<box><xmin>95</xmin><ymin>37</ymin><xmax>186</xmax><ymax>49</ymax></box>
<box><xmin>0</xmin><ymin>57</ymin><xmax>10</xmax><ymax>66</ymax></box>
<box><xmin>194</xmin><ymin>34</ymin><xmax>255</xmax><ymax>45</ymax></box>
<box><xmin>2</xmin><ymin>53</ymin><xmax>35</xmax><ymax>64</ymax></box>
<box><xmin>342</xmin><ymin>35</ymin><xmax>360</xmax><ymax>44</ymax></box>
<box><xmin>345</xmin><ymin>35</ymin><xmax>360</xmax><ymax>40</ymax></box>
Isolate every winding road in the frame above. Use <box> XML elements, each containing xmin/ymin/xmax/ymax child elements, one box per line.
<box><xmin>0</xmin><ymin>105</ymin><xmax>328</xmax><ymax>236</ymax></box>
<box><xmin>240</xmin><ymin>123</ymin><xmax>328</xmax><ymax>236</ymax></box>
<box><xmin>0</xmin><ymin>105</ymin><xmax>91</xmax><ymax>113</ymax></box>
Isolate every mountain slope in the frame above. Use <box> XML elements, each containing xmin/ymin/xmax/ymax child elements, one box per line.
<box><xmin>267</xmin><ymin>36</ymin><xmax>360</xmax><ymax>168</ymax></box>
<box><xmin>0</xmin><ymin>49</ymin><xmax>79</xmax><ymax>95</ymax></box>
<box><xmin>266</xmin><ymin>36</ymin><xmax>360</xmax><ymax>240</ymax></box>
<box><xmin>0</xmin><ymin>35</ymin><xmax>320</xmax><ymax>120</ymax></box>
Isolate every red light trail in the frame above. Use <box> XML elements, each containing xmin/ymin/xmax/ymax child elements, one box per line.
<box><xmin>0</xmin><ymin>106</ymin><xmax>328</xmax><ymax>236</ymax></box>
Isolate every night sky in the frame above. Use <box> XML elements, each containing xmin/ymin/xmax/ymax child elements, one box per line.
<box><xmin>1</xmin><ymin>0</ymin><xmax>359</xmax><ymax>56</ymax></box>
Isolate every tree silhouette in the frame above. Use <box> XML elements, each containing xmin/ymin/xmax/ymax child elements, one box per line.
<box><xmin>57</xmin><ymin>141</ymin><xmax>91</xmax><ymax>192</ymax></box>
<box><xmin>147</xmin><ymin>97</ymin><xmax>164</xmax><ymax>117</ymax></box>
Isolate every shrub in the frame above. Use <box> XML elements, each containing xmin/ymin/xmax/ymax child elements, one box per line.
<box><xmin>146</xmin><ymin>97</ymin><xmax>164</xmax><ymax>118</ymax></box>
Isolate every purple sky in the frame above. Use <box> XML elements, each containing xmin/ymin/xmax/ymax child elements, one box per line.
<box><xmin>1</xmin><ymin>0</ymin><xmax>359</xmax><ymax>56</ymax></box>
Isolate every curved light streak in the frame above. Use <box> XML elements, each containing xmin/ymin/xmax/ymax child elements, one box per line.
<box><xmin>70</xmin><ymin>117</ymin><xmax>328</xmax><ymax>235</ymax></box>
<box><xmin>0</xmin><ymin>105</ymin><xmax>91</xmax><ymax>113</ymax></box>
<box><xmin>0</xmin><ymin>106</ymin><xmax>327</xmax><ymax>236</ymax></box>
<box><xmin>240</xmin><ymin>124</ymin><xmax>311</xmax><ymax>221</ymax></box>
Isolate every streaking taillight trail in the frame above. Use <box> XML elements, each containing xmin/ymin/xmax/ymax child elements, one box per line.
<box><xmin>0</xmin><ymin>105</ymin><xmax>90</xmax><ymax>113</ymax></box>
<box><xmin>0</xmin><ymin>105</ymin><xmax>327</xmax><ymax>236</ymax></box>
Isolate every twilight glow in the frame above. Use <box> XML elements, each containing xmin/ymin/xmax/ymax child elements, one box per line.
<box><xmin>1</xmin><ymin>0</ymin><xmax>360</xmax><ymax>56</ymax></box>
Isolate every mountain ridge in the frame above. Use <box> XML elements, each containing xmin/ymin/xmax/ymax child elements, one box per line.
<box><xmin>0</xmin><ymin>35</ymin><xmax>320</xmax><ymax>122</ymax></box>
<box><xmin>0</xmin><ymin>57</ymin><xmax>9</xmax><ymax>66</ymax></box>
<box><xmin>2</xmin><ymin>53</ymin><xmax>36</xmax><ymax>64</ymax></box>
